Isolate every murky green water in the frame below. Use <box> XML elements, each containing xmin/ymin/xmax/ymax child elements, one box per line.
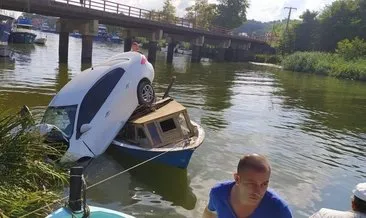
<box><xmin>1</xmin><ymin>33</ymin><xmax>365</xmax><ymax>218</ymax></box>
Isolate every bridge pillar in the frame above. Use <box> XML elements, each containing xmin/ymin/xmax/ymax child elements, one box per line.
<box><xmin>81</xmin><ymin>35</ymin><xmax>93</xmax><ymax>65</ymax></box>
<box><xmin>58</xmin><ymin>32</ymin><xmax>69</xmax><ymax>64</ymax></box>
<box><xmin>166</xmin><ymin>37</ymin><xmax>176</xmax><ymax>64</ymax></box>
<box><xmin>124</xmin><ymin>38</ymin><xmax>132</xmax><ymax>52</ymax></box>
<box><xmin>148</xmin><ymin>41</ymin><xmax>157</xmax><ymax>63</ymax></box>
<box><xmin>147</xmin><ymin>30</ymin><xmax>162</xmax><ymax>64</ymax></box>
<box><xmin>56</xmin><ymin>18</ymin><xmax>97</xmax><ymax>65</ymax></box>
<box><xmin>191</xmin><ymin>36</ymin><xmax>204</xmax><ymax>63</ymax></box>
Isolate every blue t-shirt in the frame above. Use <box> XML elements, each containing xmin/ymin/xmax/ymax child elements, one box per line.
<box><xmin>208</xmin><ymin>181</ymin><xmax>292</xmax><ymax>218</ymax></box>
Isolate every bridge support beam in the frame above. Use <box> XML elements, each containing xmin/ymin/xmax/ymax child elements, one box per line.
<box><xmin>124</xmin><ymin>38</ymin><xmax>132</xmax><ymax>52</ymax></box>
<box><xmin>147</xmin><ymin>30</ymin><xmax>162</xmax><ymax>64</ymax></box>
<box><xmin>58</xmin><ymin>32</ymin><xmax>69</xmax><ymax>64</ymax></box>
<box><xmin>57</xmin><ymin>18</ymin><xmax>98</xmax><ymax>65</ymax></box>
<box><xmin>191</xmin><ymin>36</ymin><xmax>204</xmax><ymax>63</ymax></box>
<box><xmin>166</xmin><ymin>37</ymin><xmax>176</xmax><ymax>64</ymax></box>
<box><xmin>81</xmin><ymin>35</ymin><xmax>93</xmax><ymax>66</ymax></box>
<box><xmin>148</xmin><ymin>41</ymin><xmax>157</xmax><ymax>63</ymax></box>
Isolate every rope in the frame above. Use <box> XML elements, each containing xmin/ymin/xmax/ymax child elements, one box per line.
<box><xmin>19</xmin><ymin>143</ymin><xmax>180</xmax><ymax>217</ymax></box>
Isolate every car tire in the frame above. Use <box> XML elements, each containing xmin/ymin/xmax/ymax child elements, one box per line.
<box><xmin>137</xmin><ymin>80</ymin><xmax>155</xmax><ymax>105</ymax></box>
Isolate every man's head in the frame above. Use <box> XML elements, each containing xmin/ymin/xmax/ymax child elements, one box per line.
<box><xmin>352</xmin><ymin>183</ymin><xmax>366</xmax><ymax>214</ymax></box>
<box><xmin>131</xmin><ymin>42</ymin><xmax>139</xmax><ymax>52</ymax></box>
<box><xmin>234</xmin><ymin>154</ymin><xmax>271</xmax><ymax>205</ymax></box>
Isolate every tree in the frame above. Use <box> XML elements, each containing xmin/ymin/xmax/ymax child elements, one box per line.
<box><xmin>336</xmin><ymin>37</ymin><xmax>366</xmax><ymax>60</ymax></box>
<box><xmin>294</xmin><ymin>10</ymin><xmax>320</xmax><ymax>51</ymax></box>
<box><xmin>318</xmin><ymin>0</ymin><xmax>360</xmax><ymax>51</ymax></box>
<box><xmin>161</xmin><ymin>0</ymin><xmax>177</xmax><ymax>23</ymax></box>
<box><xmin>213</xmin><ymin>0</ymin><xmax>250</xmax><ymax>29</ymax></box>
<box><xmin>185</xmin><ymin>0</ymin><xmax>217</xmax><ymax>29</ymax></box>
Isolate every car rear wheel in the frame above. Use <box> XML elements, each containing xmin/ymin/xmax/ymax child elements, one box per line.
<box><xmin>137</xmin><ymin>80</ymin><xmax>155</xmax><ymax>105</ymax></box>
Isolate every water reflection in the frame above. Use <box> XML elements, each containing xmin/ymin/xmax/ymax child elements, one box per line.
<box><xmin>153</xmin><ymin>58</ymin><xmax>235</xmax><ymax>131</ymax></box>
<box><xmin>56</xmin><ymin>64</ymin><xmax>70</xmax><ymax>92</ymax></box>
<box><xmin>108</xmin><ymin>148</ymin><xmax>197</xmax><ymax>210</ymax></box>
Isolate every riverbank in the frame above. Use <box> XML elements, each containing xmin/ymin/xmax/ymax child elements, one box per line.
<box><xmin>0</xmin><ymin>113</ymin><xmax>68</xmax><ymax>217</ymax></box>
<box><xmin>282</xmin><ymin>52</ymin><xmax>366</xmax><ymax>81</ymax></box>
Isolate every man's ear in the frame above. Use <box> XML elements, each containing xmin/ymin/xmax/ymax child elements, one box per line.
<box><xmin>234</xmin><ymin>173</ymin><xmax>240</xmax><ymax>184</ymax></box>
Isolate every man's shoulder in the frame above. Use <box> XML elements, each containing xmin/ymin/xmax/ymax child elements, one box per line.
<box><xmin>212</xmin><ymin>181</ymin><xmax>235</xmax><ymax>190</ymax></box>
<box><xmin>210</xmin><ymin>181</ymin><xmax>235</xmax><ymax>196</ymax></box>
<box><xmin>261</xmin><ymin>189</ymin><xmax>292</xmax><ymax>216</ymax></box>
<box><xmin>265</xmin><ymin>189</ymin><xmax>289</xmax><ymax>206</ymax></box>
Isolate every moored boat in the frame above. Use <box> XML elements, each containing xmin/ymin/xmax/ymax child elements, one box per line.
<box><xmin>0</xmin><ymin>14</ymin><xmax>14</xmax><ymax>57</ymax></box>
<box><xmin>8</xmin><ymin>17</ymin><xmax>37</xmax><ymax>44</ymax></box>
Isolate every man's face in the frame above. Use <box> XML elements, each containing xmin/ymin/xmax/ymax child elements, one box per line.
<box><xmin>234</xmin><ymin>169</ymin><xmax>270</xmax><ymax>205</ymax></box>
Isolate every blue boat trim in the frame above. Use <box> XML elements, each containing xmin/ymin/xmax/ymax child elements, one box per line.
<box><xmin>112</xmin><ymin>121</ymin><xmax>205</xmax><ymax>169</ymax></box>
<box><xmin>47</xmin><ymin>206</ymin><xmax>136</xmax><ymax>218</ymax></box>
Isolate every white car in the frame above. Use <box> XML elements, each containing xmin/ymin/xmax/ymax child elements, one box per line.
<box><xmin>40</xmin><ymin>52</ymin><xmax>155</xmax><ymax>162</ymax></box>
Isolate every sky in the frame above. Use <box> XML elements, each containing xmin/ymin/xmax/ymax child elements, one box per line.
<box><xmin>6</xmin><ymin>0</ymin><xmax>336</xmax><ymax>22</ymax></box>
<box><xmin>113</xmin><ymin>0</ymin><xmax>336</xmax><ymax>22</ymax></box>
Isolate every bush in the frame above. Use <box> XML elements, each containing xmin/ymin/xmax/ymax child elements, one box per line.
<box><xmin>282</xmin><ymin>52</ymin><xmax>366</xmax><ymax>81</ymax></box>
<box><xmin>0</xmin><ymin>113</ymin><xmax>68</xmax><ymax>217</ymax></box>
<box><xmin>336</xmin><ymin>37</ymin><xmax>366</xmax><ymax>60</ymax></box>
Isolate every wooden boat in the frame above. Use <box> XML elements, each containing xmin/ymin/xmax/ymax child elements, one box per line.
<box><xmin>112</xmin><ymin>97</ymin><xmax>205</xmax><ymax>169</ymax></box>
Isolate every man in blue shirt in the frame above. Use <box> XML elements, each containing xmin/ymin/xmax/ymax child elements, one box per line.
<box><xmin>202</xmin><ymin>154</ymin><xmax>292</xmax><ymax>218</ymax></box>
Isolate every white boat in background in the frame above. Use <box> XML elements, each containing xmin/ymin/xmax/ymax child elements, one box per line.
<box><xmin>34</xmin><ymin>36</ymin><xmax>47</xmax><ymax>45</ymax></box>
<box><xmin>175</xmin><ymin>47</ymin><xmax>192</xmax><ymax>55</ymax></box>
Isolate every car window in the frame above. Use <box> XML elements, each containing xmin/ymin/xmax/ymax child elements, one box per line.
<box><xmin>76</xmin><ymin>68</ymin><xmax>125</xmax><ymax>139</ymax></box>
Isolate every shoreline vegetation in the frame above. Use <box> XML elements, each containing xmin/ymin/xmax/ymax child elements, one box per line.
<box><xmin>254</xmin><ymin>51</ymin><xmax>366</xmax><ymax>82</ymax></box>
<box><xmin>282</xmin><ymin>52</ymin><xmax>366</xmax><ymax>81</ymax></box>
<box><xmin>0</xmin><ymin>113</ymin><xmax>68</xmax><ymax>217</ymax></box>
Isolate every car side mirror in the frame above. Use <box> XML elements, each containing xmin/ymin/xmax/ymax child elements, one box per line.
<box><xmin>80</xmin><ymin>124</ymin><xmax>92</xmax><ymax>134</ymax></box>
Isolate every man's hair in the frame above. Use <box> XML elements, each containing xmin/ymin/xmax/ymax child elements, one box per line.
<box><xmin>354</xmin><ymin>196</ymin><xmax>366</xmax><ymax>213</ymax></box>
<box><xmin>237</xmin><ymin>154</ymin><xmax>271</xmax><ymax>174</ymax></box>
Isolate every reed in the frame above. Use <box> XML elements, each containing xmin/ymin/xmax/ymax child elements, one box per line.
<box><xmin>0</xmin><ymin>112</ymin><xmax>68</xmax><ymax>217</ymax></box>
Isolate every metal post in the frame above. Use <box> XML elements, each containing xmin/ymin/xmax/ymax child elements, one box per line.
<box><xmin>68</xmin><ymin>167</ymin><xmax>83</xmax><ymax>212</ymax></box>
<box><xmin>181</xmin><ymin>18</ymin><xmax>183</xmax><ymax>26</ymax></box>
<box><xmin>117</xmin><ymin>4</ymin><xmax>119</xmax><ymax>13</ymax></box>
<box><xmin>103</xmin><ymin>0</ymin><xmax>106</xmax><ymax>11</ymax></box>
<box><xmin>139</xmin><ymin>9</ymin><xmax>142</xmax><ymax>18</ymax></box>
<box><xmin>128</xmin><ymin>7</ymin><xmax>131</xmax><ymax>16</ymax></box>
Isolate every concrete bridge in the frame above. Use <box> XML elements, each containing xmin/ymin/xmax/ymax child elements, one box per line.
<box><xmin>2</xmin><ymin>0</ymin><xmax>274</xmax><ymax>64</ymax></box>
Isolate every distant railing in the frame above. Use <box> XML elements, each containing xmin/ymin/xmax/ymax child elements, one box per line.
<box><xmin>55</xmin><ymin>0</ymin><xmax>234</xmax><ymax>35</ymax></box>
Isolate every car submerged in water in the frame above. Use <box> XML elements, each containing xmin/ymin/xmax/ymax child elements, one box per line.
<box><xmin>40</xmin><ymin>52</ymin><xmax>155</xmax><ymax>162</ymax></box>
<box><xmin>32</xmin><ymin>51</ymin><xmax>205</xmax><ymax>169</ymax></box>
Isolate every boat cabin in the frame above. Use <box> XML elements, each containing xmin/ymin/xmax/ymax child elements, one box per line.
<box><xmin>117</xmin><ymin>99</ymin><xmax>196</xmax><ymax>148</ymax></box>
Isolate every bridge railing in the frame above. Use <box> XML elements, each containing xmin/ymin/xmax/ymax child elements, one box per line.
<box><xmin>56</xmin><ymin>0</ymin><xmax>234</xmax><ymax>35</ymax></box>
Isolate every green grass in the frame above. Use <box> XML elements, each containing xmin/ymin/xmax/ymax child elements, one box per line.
<box><xmin>254</xmin><ymin>54</ymin><xmax>282</xmax><ymax>64</ymax></box>
<box><xmin>282</xmin><ymin>52</ymin><xmax>366</xmax><ymax>81</ymax></box>
<box><xmin>0</xmin><ymin>113</ymin><xmax>69</xmax><ymax>217</ymax></box>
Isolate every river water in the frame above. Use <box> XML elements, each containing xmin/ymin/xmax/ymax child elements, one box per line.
<box><xmin>1</xmin><ymin>33</ymin><xmax>365</xmax><ymax>218</ymax></box>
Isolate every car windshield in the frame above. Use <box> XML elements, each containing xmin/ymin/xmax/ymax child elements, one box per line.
<box><xmin>41</xmin><ymin>105</ymin><xmax>77</xmax><ymax>139</ymax></box>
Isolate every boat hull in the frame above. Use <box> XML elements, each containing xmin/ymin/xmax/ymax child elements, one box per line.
<box><xmin>113</xmin><ymin>144</ymin><xmax>195</xmax><ymax>169</ymax></box>
<box><xmin>9</xmin><ymin>32</ymin><xmax>36</xmax><ymax>44</ymax></box>
<box><xmin>47</xmin><ymin>206</ymin><xmax>135</xmax><ymax>218</ymax></box>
